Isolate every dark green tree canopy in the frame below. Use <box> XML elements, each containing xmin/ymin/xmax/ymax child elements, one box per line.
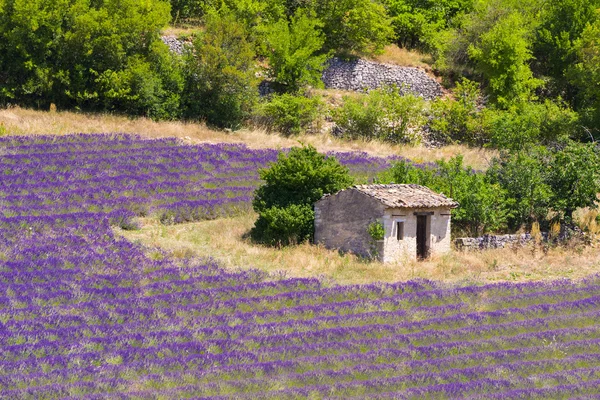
<box><xmin>253</xmin><ymin>144</ymin><xmax>353</xmax><ymax>212</ymax></box>
<box><xmin>251</xmin><ymin>144</ymin><xmax>353</xmax><ymax>246</ymax></box>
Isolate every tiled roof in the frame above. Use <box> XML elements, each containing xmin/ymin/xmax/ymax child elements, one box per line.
<box><xmin>352</xmin><ymin>184</ymin><xmax>458</xmax><ymax>209</ymax></box>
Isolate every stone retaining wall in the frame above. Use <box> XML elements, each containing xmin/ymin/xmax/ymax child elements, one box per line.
<box><xmin>322</xmin><ymin>57</ymin><xmax>443</xmax><ymax>100</ymax></box>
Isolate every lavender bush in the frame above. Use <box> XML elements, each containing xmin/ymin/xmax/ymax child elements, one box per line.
<box><xmin>1</xmin><ymin>133</ymin><xmax>600</xmax><ymax>397</ymax></box>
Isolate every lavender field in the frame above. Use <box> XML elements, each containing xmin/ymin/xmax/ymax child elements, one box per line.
<box><xmin>2</xmin><ymin>134</ymin><xmax>600</xmax><ymax>398</ymax></box>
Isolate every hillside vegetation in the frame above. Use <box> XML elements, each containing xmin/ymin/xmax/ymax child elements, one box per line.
<box><xmin>0</xmin><ymin>0</ymin><xmax>598</xmax><ymax>141</ymax></box>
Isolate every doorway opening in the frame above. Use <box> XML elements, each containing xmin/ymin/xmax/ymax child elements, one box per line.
<box><xmin>416</xmin><ymin>215</ymin><xmax>430</xmax><ymax>259</ymax></box>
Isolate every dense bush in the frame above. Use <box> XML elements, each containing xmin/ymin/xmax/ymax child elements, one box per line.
<box><xmin>382</xmin><ymin>0</ymin><xmax>474</xmax><ymax>51</ymax></box>
<box><xmin>484</xmin><ymin>100</ymin><xmax>580</xmax><ymax>150</ymax></box>
<box><xmin>181</xmin><ymin>10</ymin><xmax>258</xmax><ymax>129</ymax></box>
<box><xmin>428</xmin><ymin>78</ymin><xmax>483</xmax><ymax>144</ymax></box>
<box><xmin>256</xmin><ymin>92</ymin><xmax>324</xmax><ymax>135</ymax></box>
<box><xmin>251</xmin><ymin>145</ymin><xmax>353</xmax><ymax>246</ymax></box>
<box><xmin>332</xmin><ymin>85</ymin><xmax>426</xmax><ymax>144</ymax></box>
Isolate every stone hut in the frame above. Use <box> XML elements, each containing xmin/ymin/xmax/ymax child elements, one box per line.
<box><xmin>314</xmin><ymin>184</ymin><xmax>458</xmax><ymax>262</ymax></box>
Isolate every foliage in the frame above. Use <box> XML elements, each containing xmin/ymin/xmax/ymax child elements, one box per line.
<box><xmin>486</xmin><ymin>148</ymin><xmax>553</xmax><ymax>230</ymax></box>
<box><xmin>488</xmin><ymin>142</ymin><xmax>600</xmax><ymax>228</ymax></box>
<box><xmin>0</xmin><ymin>0</ymin><xmax>180</xmax><ymax>119</ymax></box>
<box><xmin>314</xmin><ymin>0</ymin><xmax>395</xmax><ymax>56</ymax></box>
<box><xmin>170</xmin><ymin>0</ymin><xmax>205</xmax><ymax>21</ymax></box>
<box><xmin>332</xmin><ymin>85</ymin><xmax>426</xmax><ymax>144</ymax></box>
<box><xmin>547</xmin><ymin>142</ymin><xmax>600</xmax><ymax>221</ymax></box>
<box><xmin>382</xmin><ymin>0</ymin><xmax>474</xmax><ymax>51</ymax></box>
<box><xmin>264</xmin><ymin>9</ymin><xmax>329</xmax><ymax>93</ymax></box>
<box><xmin>466</xmin><ymin>11</ymin><xmax>542</xmax><ymax>106</ymax></box>
<box><xmin>532</xmin><ymin>0</ymin><xmax>600</xmax><ymax>98</ymax></box>
<box><xmin>428</xmin><ymin>78</ymin><xmax>483</xmax><ymax>144</ymax></box>
<box><xmin>256</xmin><ymin>92</ymin><xmax>324</xmax><ymax>135</ymax></box>
<box><xmin>568</xmin><ymin>18</ymin><xmax>600</xmax><ymax>137</ymax></box>
<box><xmin>181</xmin><ymin>10</ymin><xmax>258</xmax><ymax>129</ymax></box>
<box><xmin>252</xmin><ymin>144</ymin><xmax>353</xmax><ymax>245</ymax></box>
<box><xmin>367</xmin><ymin>220</ymin><xmax>385</xmax><ymax>240</ymax></box>
<box><xmin>250</xmin><ymin>203</ymin><xmax>314</xmax><ymax>246</ymax></box>
<box><xmin>484</xmin><ymin>100</ymin><xmax>580</xmax><ymax>150</ymax></box>
<box><xmin>377</xmin><ymin>156</ymin><xmax>508</xmax><ymax>236</ymax></box>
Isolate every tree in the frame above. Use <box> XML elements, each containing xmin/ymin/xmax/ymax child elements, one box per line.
<box><xmin>182</xmin><ymin>9</ymin><xmax>258</xmax><ymax>129</ymax></box>
<box><xmin>264</xmin><ymin>9</ymin><xmax>329</xmax><ymax>93</ymax></box>
<box><xmin>251</xmin><ymin>145</ymin><xmax>353</xmax><ymax>246</ymax></box>
<box><xmin>0</xmin><ymin>0</ymin><xmax>179</xmax><ymax>118</ymax></box>
<box><xmin>382</xmin><ymin>0</ymin><xmax>474</xmax><ymax>51</ymax></box>
<box><xmin>467</xmin><ymin>12</ymin><xmax>542</xmax><ymax>106</ymax></box>
<box><xmin>568</xmin><ymin>18</ymin><xmax>600</xmax><ymax>136</ymax></box>
<box><xmin>486</xmin><ymin>148</ymin><xmax>552</xmax><ymax>230</ymax></box>
<box><xmin>547</xmin><ymin>142</ymin><xmax>600</xmax><ymax>221</ymax></box>
<box><xmin>532</xmin><ymin>0</ymin><xmax>600</xmax><ymax>99</ymax></box>
<box><xmin>315</xmin><ymin>0</ymin><xmax>395</xmax><ymax>56</ymax></box>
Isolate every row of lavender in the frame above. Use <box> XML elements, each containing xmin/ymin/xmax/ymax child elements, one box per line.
<box><xmin>2</xmin><ymin>134</ymin><xmax>600</xmax><ymax>397</ymax></box>
<box><xmin>2</xmin><ymin>220</ymin><xmax>600</xmax><ymax>397</ymax></box>
<box><xmin>1</xmin><ymin>133</ymin><xmax>405</xmax><ymax>224</ymax></box>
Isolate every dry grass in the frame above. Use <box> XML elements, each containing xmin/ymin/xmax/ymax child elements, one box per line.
<box><xmin>369</xmin><ymin>45</ymin><xmax>434</xmax><ymax>70</ymax></box>
<box><xmin>0</xmin><ymin>106</ymin><xmax>494</xmax><ymax>169</ymax></box>
<box><xmin>116</xmin><ymin>213</ymin><xmax>600</xmax><ymax>286</ymax></box>
<box><xmin>161</xmin><ymin>26</ymin><xmax>202</xmax><ymax>37</ymax></box>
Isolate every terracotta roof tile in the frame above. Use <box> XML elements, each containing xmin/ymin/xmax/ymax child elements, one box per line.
<box><xmin>351</xmin><ymin>184</ymin><xmax>458</xmax><ymax>209</ymax></box>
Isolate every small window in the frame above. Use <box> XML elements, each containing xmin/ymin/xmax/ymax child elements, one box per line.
<box><xmin>396</xmin><ymin>221</ymin><xmax>404</xmax><ymax>241</ymax></box>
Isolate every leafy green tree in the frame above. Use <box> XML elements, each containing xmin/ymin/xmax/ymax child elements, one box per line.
<box><xmin>315</xmin><ymin>0</ymin><xmax>395</xmax><ymax>56</ymax></box>
<box><xmin>485</xmin><ymin>99</ymin><xmax>580</xmax><ymax>150</ymax></box>
<box><xmin>251</xmin><ymin>145</ymin><xmax>353</xmax><ymax>245</ymax></box>
<box><xmin>182</xmin><ymin>10</ymin><xmax>258</xmax><ymax>129</ymax></box>
<box><xmin>487</xmin><ymin>148</ymin><xmax>552</xmax><ymax>230</ymax></box>
<box><xmin>0</xmin><ymin>0</ymin><xmax>179</xmax><ymax>118</ymax></box>
<box><xmin>532</xmin><ymin>0</ymin><xmax>600</xmax><ymax>98</ymax></box>
<box><xmin>382</xmin><ymin>0</ymin><xmax>474</xmax><ymax>51</ymax></box>
<box><xmin>264</xmin><ymin>10</ymin><xmax>329</xmax><ymax>93</ymax></box>
<box><xmin>568</xmin><ymin>18</ymin><xmax>600</xmax><ymax>136</ymax></box>
<box><xmin>547</xmin><ymin>142</ymin><xmax>600</xmax><ymax>221</ymax></box>
<box><xmin>467</xmin><ymin>12</ymin><xmax>541</xmax><ymax>106</ymax></box>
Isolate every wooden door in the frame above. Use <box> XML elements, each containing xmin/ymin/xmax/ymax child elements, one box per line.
<box><xmin>416</xmin><ymin>215</ymin><xmax>429</xmax><ymax>259</ymax></box>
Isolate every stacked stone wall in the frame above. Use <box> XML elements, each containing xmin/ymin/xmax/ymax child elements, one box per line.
<box><xmin>321</xmin><ymin>57</ymin><xmax>443</xmax><ymax>100</ymax></box>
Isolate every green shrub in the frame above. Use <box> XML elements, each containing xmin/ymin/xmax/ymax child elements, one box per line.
<box><xmin>486</xmin><ymin>148</ymin><xmax>553</xmax><ymax>230</ymax></box>
<box><xmin>484</xmin><ymin>100</ymin><xmax>580</xmax><ymax>150</ymax></box>
<box><xmin>333</xmin><ymin>86</ymin><xmax>426</xmax><ymax>144</ymax></box>
<box><xmin>547</xmin><ymin>142</ymin><xmax>600</xmax><ymax>221</ymax></box>
<box><xmin>315</xmin><ymin>0</ymin><xmax>395</xmax><ymax>56</ymax></box>
<box><xmin>429</xmin><ymin>78</ymin><xmax>484</xmax><ymax>145</ymax></box>
<box><xmin>250</xmin><ymin>204</ymin><xmax>314</xmax><ymax>246</ymax></box>
<box><xmin>257</xmin><ymin>93</ymin><xmax>324</xmax><ymax>135</ymax></box>
<box><xmin>367</xmin><ymin>221</ymin><xmax>385</xmax><ymax>241</ymax></box>
<box><xmin>251</xmin><ymin>144</ymin><xmax>353</xmax><ymax>245</ymax></box>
